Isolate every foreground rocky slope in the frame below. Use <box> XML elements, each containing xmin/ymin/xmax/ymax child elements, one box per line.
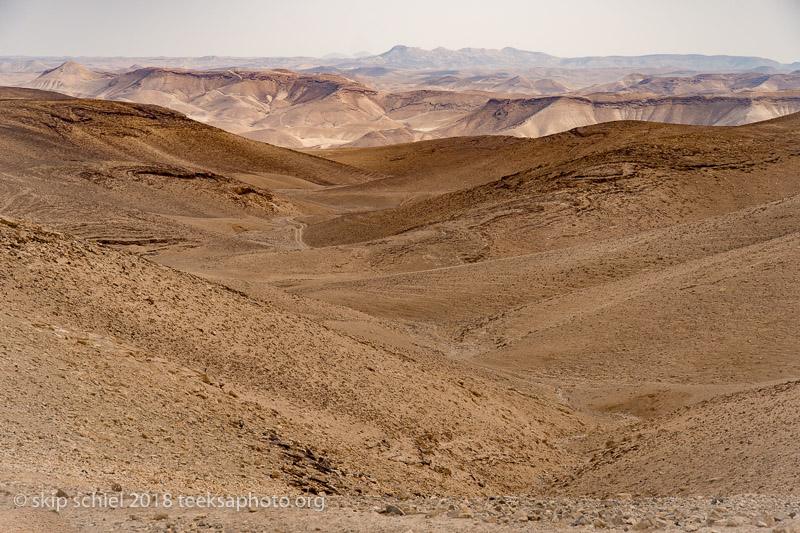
<box><xmin>2</xmin><ymin>488</ymin><xmax>799</xmax><ymax>532</ymax></box>
<box><xmin>555</xmin><ymin>379</ymin><xmax>800</xmax><ymax>497</ymax></box>
<box><xmin>0</xmin><ymin>217</ymin><xmax>587</xmax><ymax>498</ymax></box>
<box><xmin>295</xmin><ymin>116</ymin><xmax>800</xmax><ymax>498</ymax></box>
<box><xmin>1</xmin><ymin>89</ymin><xmax>798</xmax><ymax>531</ymax></box>
<box><xmin>0</xmin><ymin>91</ymin><xmax>591</xmax><ymax>499</ymax></box>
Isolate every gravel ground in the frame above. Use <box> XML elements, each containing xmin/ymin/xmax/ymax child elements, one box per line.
<box><xmin>2</xmin><ymin>483</ymin><xmax>799</xmax><ymax>532</ymax></box>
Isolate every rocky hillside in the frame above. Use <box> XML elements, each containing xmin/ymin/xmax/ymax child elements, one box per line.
<box><xmin>21</xmin><ymin>63</ymin><xmax>800</xmax><ymax>148</ymax></box>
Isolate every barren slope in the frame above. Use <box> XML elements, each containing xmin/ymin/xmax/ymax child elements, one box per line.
<box><xmin>0</xmin><ymin>89</ymin><xmax>384</xmax><ymax>256</ymax></box>
<box><xmin>291</xmin><ymin>116</ymin><xmax>800</xmax><ymax>496</ymax></box>
<box><xmin>305</xmin><ymin>115</ymin><xmax>800</xmax><ymax>248</ymax></box>
<box><xmin>592</xmin><ymin>72</ymin><xmax>800</xmax><ymax>94</ymax></box>
<box><xmin>0</xmin><ymin>88</ymin><xmax>374</xmax><ymax>184</ymax></box>
<box><xmin>0</xmin><ymin>217</ymin><xmax>588</xmax><ymax>497</ymax></box>
<box><xmin>294</xmin><ymin>196</ymin><xmax>800</xmax><ymax>388</ymax></box>
<box><xmin>3</xmin><ymin>87</ymin><xmax>800</xmax><ymax>512</ymax></box>
<box><xmin>554</xmin><ymin>379</ymin><xmax>800</xmax><ymax>497</ymax></box>
<box><xmin>22</xmin><ymin>63</ymin><xmax>800</xmax><ymax>148</ymax></box>
<box><xmin>441</xmin><ymin>93</ymin><xmax>800</xmax><ymax>138</ymax></box>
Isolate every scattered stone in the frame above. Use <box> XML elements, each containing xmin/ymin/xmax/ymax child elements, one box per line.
<box><xmin>1</xmin><ymin>485</ymin><xmax>797</xmax><ymax>531</ymax></box>
<box><xmin>774</xmin><ymin>520</ymin><xmax>800</xmax><ymax>533</ymax></box>
<box><xmin>762</xmin><ymin>514</ymin><xmax>778</xmax><ymax>527</ymax></box>
<box><xmin>56</xmin><ymin>488</ymin><xmax>72</xmax><ymax>499</ymax></box>
<box><xmin>571</xmin><ymin>514</ymin><xmax>586</xmax><ymax>526</ymax></box>
<box><xmin>457</xmin><ymin>504</ymin><xmax>474</xmax><ymax>519</ymax></box>
<box><xmin>610</xmin><ymin>514</ymin><xmax>626</xmax><ymax>526</ymax></box>
<box><xmin>727</xmin><ymin>516</ymin><xmax>746</xmax><ymax>527</ymax></box>
<box><xmin>384</xmin><ymin>504</ymin><xmax>405</xmax><ymax>516</ymax></box>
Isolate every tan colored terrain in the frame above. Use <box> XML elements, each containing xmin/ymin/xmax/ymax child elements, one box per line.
<box><xmin>0</xmin><ymin>88</ymin><xmax>590</xmax><ymax>498</ymax></box>
<box><xmin>591</xmin><ymin>72</ymin><xmax>800</xmax><ymax>94</ymax></box>
<box><xmin>554</xmin><ymin>379</ymin><xmax>800</xmax><ymax>497</ymax></box>
<box><xmin>21</xmin><ymin>62</ymin><xmax>800</xmax><ymax>148</ymax></box>
<box><xmin>440</xmin><ymin>92</ymin><xmax>800</xmax><ymax>138</ymax></box>
<box><xmin>291</xmin><ymin>115</ymin><xmax>800</xmax><ymax>497</ymax></box>
<box><xmin>23</xmin><ymin>64</ymin><xmax>477</xmax><ymax>148</ymax></box>
<box><xmin>1</xmin><ymin>87</ymin><xmax>799</xmax><ymax>531</ymax></box>
<box><xmin>1</xmin><ymin>217</ymin><xmax>587</xmax><ymax>499</ymax></box>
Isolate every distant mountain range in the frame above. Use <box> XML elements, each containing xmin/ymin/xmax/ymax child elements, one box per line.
<box><xmin>2</xmin><ymin>45</ymin><xmax>799</xmax><ymax>74</ymax></box>
<box><xmin>337</xmin><ymin>45</ymin><xmax>800</xmax><ymax>72</ymax></box>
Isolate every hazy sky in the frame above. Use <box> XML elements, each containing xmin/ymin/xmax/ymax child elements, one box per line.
<box><xmin>1</xmin><ymin>0</ymin><xmax>799</xmax><ymax>62</ymax></box>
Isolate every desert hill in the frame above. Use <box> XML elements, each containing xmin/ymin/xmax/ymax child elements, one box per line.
<box><xmin>592</xmin><ymin>72</ymin><xmax>800</xmax><ymax>94</ymax></box>
<box><xmin>22</xmin><ymin>62</ymin><xmax>800</xmax><ymax>148</ymax></box>
<box><xmin>304</xmin><ymin>114</ymin><xmax>800</xmax><ymax>247</ymax></box>
<box><xmin>0</xmin><ymin>92</ymin><xmax>600</xmax><ymax>498</ymax></box>
<box><xmin>289</xmin><ymin>116</ymin><xmax>800</xmax><ymax>496</ymax></box>
<box><xmin>0</xmin><ymin>87</ymin><xmax>385</xmax><ymax>257</ymax></box>
<box><xmin>31</xmin><ymin>60</ymin><xmax>114</xmax><ymax>95</ymax></box>
<box><xmin>440</xmin><ymin>92</ymin><xmax>800</xmax><ymax>137</ymax></box>
<box><xmin>0</xmin><ymin>87</ymin><xmax>374</xmax><ymax>184</ymax></box>
<box><xmin>1</xmin><ymin>89</ymin><xmax>799</xmax><ymax>529</ymax></box>
<box><xmin>554</xmin><ymin>378</ymin><xmax>800</xmax><ymax>497</ymax></box>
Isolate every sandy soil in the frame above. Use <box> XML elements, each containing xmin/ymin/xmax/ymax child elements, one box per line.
<box><xmin>1</xmin><ymin>88</ymin><xmax>798</xmax><ymax>531</ymax></box>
